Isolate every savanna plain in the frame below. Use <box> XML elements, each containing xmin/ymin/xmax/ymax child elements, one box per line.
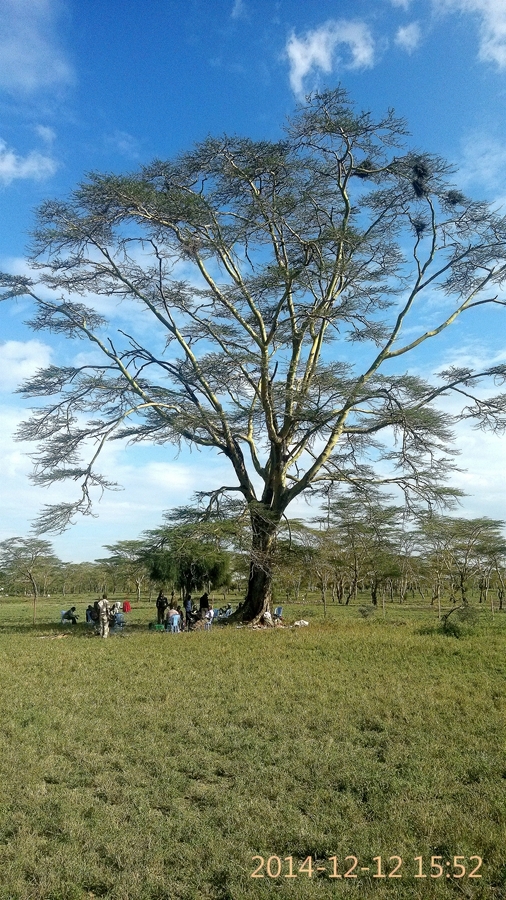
<box><xmin>0</xmin><ymin>597</ymin><xmax>504</xmax><ymax>900</ymax></box>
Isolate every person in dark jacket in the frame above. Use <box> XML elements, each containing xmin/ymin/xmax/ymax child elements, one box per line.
<box><xmin>199</xmin><ymin>592</ymin><xmax>210</xmax><ymax>613</ymax></box>
<box><xmin>156</xmin><ymin>591</ymin><xmax>169</xmax><ymax>624</ymax></box>
<box><xmin>183</xmin><ymin>594</ymin><xmax>193</xmax><ymax>628</ymax></box>
<box><xmin>62</xmin><ymin>606</ymin><xmax>78</xmax><ymax>624</ymax></box>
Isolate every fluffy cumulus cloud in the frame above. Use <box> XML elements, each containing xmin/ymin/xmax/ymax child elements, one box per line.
<box><xmin>0</xmin><ymin>340</ymin><xmax>52</xmax><ymax>392</ymax></box>
<box><xmin>286</xmin><ymin>20</ymin><xmax>375</xmax><ymax>97</ymax></box>
<box><xmin>434</xmin><ymin>0</ymin><xmax>506</xmax><ymax>67</ymax></box>
<box><xmin>0</xmin><ymin>138</ymin><xmax>57</xmax><ymax>185</ymax></box>
<box><xmin>0</xmin><ymin>0</ymin><xmax>73</xmax><ymax>94</ymax></box>
<box><xmin>449</xmin><ymin>422</ymin><xmax>506</xmax><ymax>518</ymax></box>
<box><xmin>395</xmin><ymin>21</ymin><xmax>422</xmax><ymax>52</ymax></box>
<box><xmin>0</xmin><ymin>406</ymin><xmax>233</xmax><ymax>558</ymax></box>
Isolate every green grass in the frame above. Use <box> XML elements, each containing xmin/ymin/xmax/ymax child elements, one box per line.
<box><xmin>0</xmin><ymin>597</ymin><xmax>504</xmax><ymax>899</ymax></box>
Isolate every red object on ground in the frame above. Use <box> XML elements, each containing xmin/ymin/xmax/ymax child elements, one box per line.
<box><xmin>122</xmin><ymin>601</ymin><xmax>131</xmax><ymax>613</ymax></box>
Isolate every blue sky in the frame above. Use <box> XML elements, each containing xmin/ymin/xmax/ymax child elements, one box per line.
<box><xmin>1</xmin><ymin>0</ymin><xmax>505</xmax><ymax>561</ymax></box>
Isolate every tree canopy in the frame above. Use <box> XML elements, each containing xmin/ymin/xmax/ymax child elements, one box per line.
<box><xmin>142</xmin><ymin>510</ymin><xmax>234</xmax><ymax>601</ymax></box>
<box><xmin>2</xmin><ymin>87</ymin><xmax>506</xmax><ymax>621</ymax></box>
<box><xmin>0</xmin><ymin>537</ymin><xmax>60</xmax><ymax>623</ymax></box>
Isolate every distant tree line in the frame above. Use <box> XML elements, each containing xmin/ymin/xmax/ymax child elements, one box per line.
<box><xmin>1</xmin><ymin>498</ymin><xmax>505</xmax><ymax>622</ymax></box>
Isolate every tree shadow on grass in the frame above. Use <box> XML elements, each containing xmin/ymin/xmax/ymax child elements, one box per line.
<box><xmin>0</xmin><ymin>622</ymin><xmax>117</xmax><ymax>636</ymax></box>
<box><xmin>0</xmin><ymin>621</ymin><xmax>79</xmax><ymax>635</ymax></box>
<box><xmin>0</xmin><ymin>621</ymin><xmax>173</xmax><ymax>636</ymax></box>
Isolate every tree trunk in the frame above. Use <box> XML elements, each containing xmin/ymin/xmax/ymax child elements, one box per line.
<box><xmin>29</xmin><ymin>573</ymin><xmax>38</xmax><ymax>625</ymax></box>
<box><xmin>239</xmin><ymin>508</ymin><xmax>279</xmax><ymax>623</ymax></box>
<box><xmin>317</xmin><ymin>574</ymin><xmax>328</xmax><ymax>617</ymax></box>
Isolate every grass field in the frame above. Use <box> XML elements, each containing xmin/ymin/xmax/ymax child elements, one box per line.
<box><xmin>0</xmin><ymin>596</ymin><xmax>504</xmax><ymax>900</ymax></box>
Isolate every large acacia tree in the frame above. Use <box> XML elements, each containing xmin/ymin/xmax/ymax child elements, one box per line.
<box><xmin>2</xmin><ymin>88</ymin><xmax>506</xmax><ymax>622</ymax></box>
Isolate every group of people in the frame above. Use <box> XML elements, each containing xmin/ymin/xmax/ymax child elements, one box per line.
<box><xmin>62</xmin><ymin>590</ymin><xmax>235</xmax><ymax>639</ymax></box>
<box><xmin>85</xmin><ymin>596</ymin><xmax>127</xmax><ymax>638</ymax></box>
<box><xmin>156</xmin><ymin>590</ymin><xmax>229</xmax><ymax>630</ymax></box>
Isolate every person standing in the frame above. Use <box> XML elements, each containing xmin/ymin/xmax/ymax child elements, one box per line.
<box><xmin>204</xmin><ymin>604</ymin><xmax>214</xmax><ymax>631</ymax></box>
<box><xmin>184</xmin><ymin>594</ymin><xmax>193</xmax><ymax>629</ymax></box>
<box><xmin>97</xmin><ymin>594</ymin><xmax>110</xmax><ymax>639</ymax></box>
<box><xmin>156</xmin><ymin>591</ymin><xmax>168</xmax><ymax>625</ymax></box>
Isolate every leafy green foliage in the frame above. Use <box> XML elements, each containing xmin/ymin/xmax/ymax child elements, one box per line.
<box><xmin>144</xmin><ymin>518</ymin><xmax>232</xmax><ymax>599</ymax></box>
<box><xmin>0</xmin><ymin>537</ymin><xmax>60</xmax><ymax>623</ymax></box>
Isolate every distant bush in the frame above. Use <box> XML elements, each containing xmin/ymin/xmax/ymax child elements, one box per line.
<box><xmin>440</xmin><ymin>617</ymin><xmax>462</xmax><ymax>637</ymax></box>
<box><xmin>438</xmin><ymin>604</ymin><xmax>479</xmax><ymax>637</ymax></box>
<box><xmin>455</xmin><ymin>605</ymin><xmax>479</xmax><ymax>626</ymax></box>
<box><xmin>358</xmin><ymin>605</ymin><xmax>376</xmax><ymax>619</ymax></box>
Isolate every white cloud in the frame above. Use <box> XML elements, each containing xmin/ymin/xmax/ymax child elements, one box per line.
<box><xmin>130</xmin><ymin>461</ymin><xmax>196</xmax><ymax>493</ymax></box>
<box><xmin>231</xmin><ymin>0</ymin><xmax>246</xmax><ymax>20</ymax></box>
<box><xmin>458</xmin><ymin>132</ymin><xmax>506</xmax><ymax>193</ymax></box>
<box><xmin>35</xmin><ymin>125</ymin><xmax>56</xmax><ymax>145</ymax></box>
<box><xmin>434</xmin><ymin>0</ymin><xmax>506</xmax><ymax>67</ymax></box>
<box><xmin>395</xmin><ymin>21</ymin><xmax>422</xmax><ymax>52</ymax></box>
<box><xmin>0</xmin><ymin>399</ymin><xmax>234</xmax><ymax>561</ymax></box>
<box><xmin>389</xmin><ymin>0</ymin><xmax>506</xmax><ymax>69</ymax></box>
<box><xmin>286</xmin><ymin>20</ymin><xmax>375</xmax><ymax>97</ymax></box>
<box><xmin>0</xmin><ymin>255</ymin><xmax>37</xmax><ymax>277</ymax></box>
<box><xmin>439</xmin><ymin>412</ymin><xmax>506</xmax><ymax>521</ymax></box>
<box><xmin>0</xmin><ymin>138</ymin><xmax>57</xmax><ymax>185</ymax></box>
<box><xmin>105</xmin><ymin>129</ymin><xmax>140</xmax><ymax>159</ymax></box>
<box><xmin>437</xmin><ymin>340</ymin><xmax>506</xmax><ymax>375</ymax></box>
<box><xmin>0</xmin><ymin>0</ymin><xmax>73</xmax><ymax>94</ymax></box>
<box><xmin>0</xmin><ymin>340</ymin><xmax>52</xmax><ymax>392</ymax></box>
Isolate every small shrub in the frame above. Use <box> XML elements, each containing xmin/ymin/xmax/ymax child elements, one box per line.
<box><xmin>438</xmin><ymin>604</ymin><xmax>479</xmax><ymax>637</ymax></box>
<box><xmin>455</xmin><ymin>605</ymin><xmax>479</xmax><ymax>626</ymax></box>
<box><xmin>358</xmin><ymin>605</ymin><xmax>375</xmax><ymax>619</ymax></box>
<box><xmin>440</xmin><ymin>617</ymin><xmax>462</xmax><ymax>638</ymax></box>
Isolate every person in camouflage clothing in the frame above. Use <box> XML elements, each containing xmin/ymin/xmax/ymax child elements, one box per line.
<box><xmin>97</xmin><ymin>594</ymin><xmax>110</xmax><ymax>638</ymax></box>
